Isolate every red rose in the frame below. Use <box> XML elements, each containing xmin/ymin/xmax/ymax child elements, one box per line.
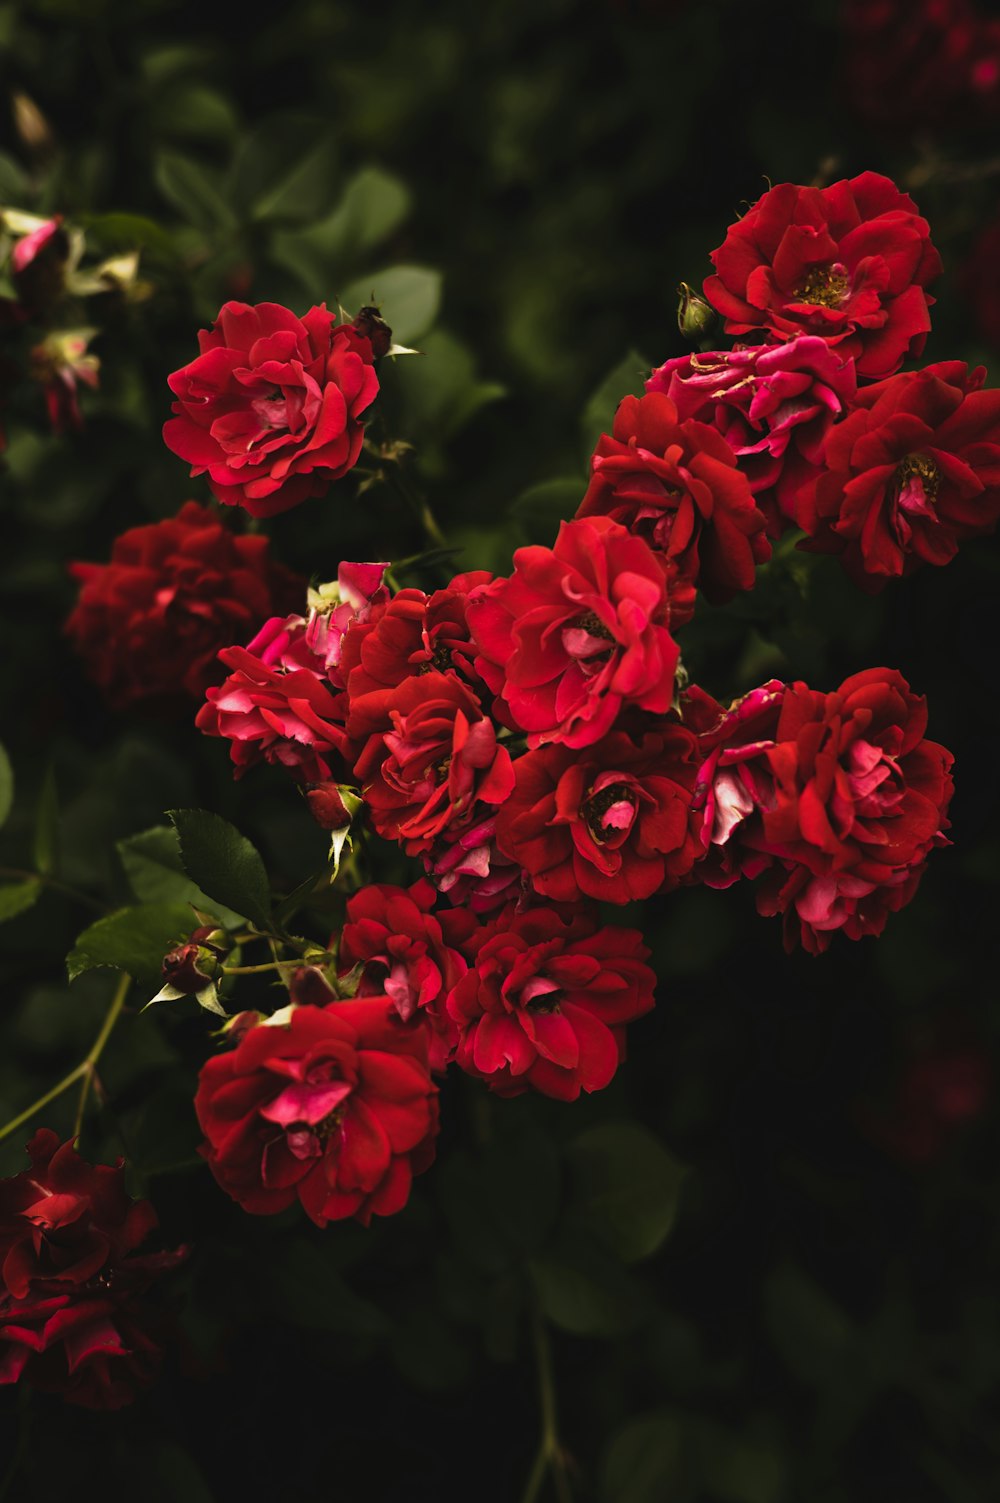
<box><xmin>747</xmin><ymin>669</ymin><xmax>953</xmax><ymax>953</ymax></box>
<box><xmin>577</xmin><ymin>391</ymin><xmax>770</xmax><ymax>620</ymax></box>
<box><xmin>446</xmin><ymin>905</ymin><xmax>655</xmax><ymax>1101</ymax></box>
<box><xmin>703</xmin><ymin>172</ymin><xmax>941</xmax><ymax>379</ymax></box>
<box><xmin>341</xmin><ymin>571</ymin><xmax>492</xmax><ymax>718</ymax></box>
<box><xmin>0</xmin><ymin>1131</ymin><xmax>186</xmax><ymax>1409</ymax></box>
<box><xmin>163</xmin><ymin>301</ymin><xmax>379</xmax><ymax>517</ymax></box>
<box><xmin>339</xmin><ymin>879</ymin><xmax>477</xmax><ymax>1070</ymax></box>
<box><xmin>646</xmin><ymin>338</ymin><xmax>857</xmax><ymax>536</ymax></box>
<box><xmin>196</xmin><ymin>613</ymin><xmax>351</xmax><ymax>783</ymax></box>
<box><xmin>467</xmin><ymin>517</ymin><xmax>679</xmax><ymax>748</ymax></box>
<box><xmin>194</xmin><ymin>1000</ymin><xmax>439</xmax><ymax>1226</ymax></box>
<box><xmin>689</xmin><ymin>680</ymin><xmax>786</xmax><ymax>887</ymax></box>
<box><xmin>495</xmin><ymin>727</ymin><xmax>701</xmax><ymax>903</ymax></box>
<box><xmin>422</xmin><ymin>811</ymin><xmax>525</xmax><ymax>914</ymax></box>
<box><xmin>799</xmin><ymin>361</ymin><xmax>1000</xmax><ymax>584</ymax></box>
<box><xmin>351</xmin><ymin>671</ymin><xmax>514</xmax><ymax>855</ymax></box>
<box><xmin>66</xmin><ymin>501</ymin><xmax>301</xmax><ymax>709</ymax></box>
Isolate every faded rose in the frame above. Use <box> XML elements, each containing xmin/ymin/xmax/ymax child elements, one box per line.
<box><xmin>703</xmin><ymin>172</ymin><xmax>941</xmax><ymax>379</ymax></box>
<box><xmin>468</xmin><ymin>517</ymin><xmax>679</xmax><ymax>748</ymax></box>
<box><xmin>163</xmin><ymin>301</ymin><xmax>380</xmax><ymax>517</ymax></box>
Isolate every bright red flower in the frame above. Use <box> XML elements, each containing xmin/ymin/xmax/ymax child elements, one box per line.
<box><xmin>0</xmin><ymin>1131</ymin><xmax>186</xmax><ymax>1409</ymax></box>
<box><xmin>646</xmin><ymin>338</ymin><xmax>857</xmax><ymax>536</ymax></box>
<box><xmin>351</xmin><ymin>671</ymin><xmax>514</xmax><ymax>855</ymax></box>
<box><xmin>799</xmin><ymin>361</ymin><xmax>1000</xmax><ymax>585</ymax></box>
<box><xmin>446</xmin><ymin>905</ymin><xmax>655</xmax><ymax>1101</ymax></box>
<box><xmin>495</xmin><ymin>727</ymin><xmax>701</xmax><ymax>903</ymax></box>
<box><xmin>689</xmin><ymin>680</ymin><xmax>786</xmax><ymax>887</ymax></box>
<box><xmin>467</xmin><ymin>517</ymin><xmax>679</xmax><ymax>748</ymax></box>
<box><xmin>339</xmin><ymin>879</ymin><xmax>477</xmax><ymax>1070</ymax></box>
<box><xmin>577</xmin><ymin>391</ymin><xmax>770</xmax><ymax>620</ymax></box>
<box><xmin>703</xmin><ymin>172</ymin><xmax>941</xmax><ymax>379</ymax></box>
<box><xmin>194</xmin><ymin>1000</ymin><xmax>439</xmax><ymax>1226</ymax></box>
<box><xmin>66</xmin><ymin>501</ymin><xmax>302</xmax><ymax>709</ymax></box>
<box><xmin>163</xmin><ymin>301</ymin><xmax>379</xmax><ymax>517</ymax></box>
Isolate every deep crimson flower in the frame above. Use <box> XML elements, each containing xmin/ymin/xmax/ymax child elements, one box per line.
<box><xmin>495</xmin><ymin>727</ymin><xmax>701</xmax><ymax>903</ymax></box>
<box><xmin>703</xmin><ymin>172</ymin><xmax>941</xmax><ymax>379</ymax></box>
<box><xmin>799</xmin><ymin>361</ymin><xmax>1000</xmax><ymax>584</ymax></box>
<box><xmin>689</xmin><ymin>680</ymin><xmax>786</xmax><ymax>887</ymax></box>
<box><xmin>196</xmin><ymin>613</ymin><xmax>350</xmax><ymax>783</ymax></box>
<box><xmin>731</xmin><ymin>669</ymin><xmax>953</xmax><ymax>954</ymax></box>
<box><xmin>194</xmin><ymin>1000</ymin><xmax>439</xmax><ymax>1226</ymax></box>
<box><xmin>163</xmin><ymin>301</ymin><xmax>379</xmax><ymax>517</ymax></box>
<box><xmin>422</xmin><ymin>811</ymin><xmax>525</xmax><ymax>914</ymax></box>
<box><xmin>646</xmin><ymin>338</ymin><xmax>857</xmax><ymax>536</ymax></box>
<box><xmin>961</xmin><ymin>214</ymin><xmax>1000</xmax><ymax>350</ymax></box>
<box><xmin>576</xmin><ymin>392</ymin><xmax>770</xmax><ymax>619</ymax></box>
<box><xmin>351</xmin><ymin>671</ymin><xmax>514</xmax><ymax>855</ymax></box>
<box><xmin>446</xmin><ymin>905</ymin><xmax>655</xmax><ymax>1101</ymax></box>
<box><xmin>341</xmin><ymin>571</ymin><xmax>492</xmax><ymax>722</ymax></box>
<box><xmin>0</xmin><ymin>1131</ymin><xmax>186</xmax><ymax>1409</ymax></box>
<box><xmin>467</xmin><ymin>517</ymin><xmax>679</xmax><ymax>748</ymax></box>
<box><xmin>66</xmin><ymin>501</ymin><xmax>302</xmax><ymax>708</ymax></box>
<box><xmin>864</xmin><ymin>1040</ymin><xmax>991</xmax><ymax>1164</ymax></box>
<box><xmin>339</xmin><ymin>879</ymin><xmax>477</xmax><ymax>1070</ymax></box>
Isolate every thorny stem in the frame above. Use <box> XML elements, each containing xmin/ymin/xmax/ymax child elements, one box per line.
<box><xmin>0</xmin><ymin>866</ymin><xmax>105</xmax><ymax>914</ymax></box>
<box><xmin>520</xmin><ymin>1304</ymin><xmax>572</xmax><ymax>1503</ymax></box>
<box><xmin>223</xmin><ymin>959</ymin><xmax>299</xmax><ymax>976</ymax></box>
<box><xmin>0</xmin><ymin>972</ymin><xmax>131</xmax><ymax>1146</ymax></box>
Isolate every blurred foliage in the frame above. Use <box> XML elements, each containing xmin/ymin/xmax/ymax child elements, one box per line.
<box><xmin>1</xmin><ymin>0</ymin><xmax>999</xmax><ymax>1500</ymax></box>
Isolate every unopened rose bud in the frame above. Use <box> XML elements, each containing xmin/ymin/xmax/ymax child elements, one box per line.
<box><xmin>304</xmin><ymin>781</ymin><xmax>363</xmax><ymax>832</ymax></box>
<box><xmin>9</xmin><ymin>216</ymin><xmax>70</xmax><ymax>313</ymax></box>
<box><xmin>289</xmin><ymin>964</ymin><xmax>338</xmax><ymax>1007</ymax></box>
<box><xmin>677</xmin><ymin>282</ymin><xmax>716</xmax><ymax>342</ymax></box>
<box><xmin>161</xmin><ymin>941</ymin><xmax>221</xmax><ymax>995</ymax></box>
<box><xmin>352</xmin><ymin>305</ymin><xmax>393</xmax><ymax>359</ymax></box>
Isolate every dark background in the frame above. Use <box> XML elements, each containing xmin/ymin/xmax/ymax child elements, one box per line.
<box><xmin>1</xmin><ymin>1</ymin><xmax>999</xmax><ymax>1498</ymax></box>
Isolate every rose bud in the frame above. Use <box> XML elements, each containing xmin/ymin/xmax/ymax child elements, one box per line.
<box><xmin>352</xmin><ymin>305</ymin><xmax>394</xmax><ymax>359</ymax></box>
<box><xmin>149</xmin><ymin>926</ymin><xmax>229</xmax><ymax>1016</ymax></box>
<box><xmin>676</xmin><ymin>281</ymin><xmax>716</xmax><ymax>342</ymax></box>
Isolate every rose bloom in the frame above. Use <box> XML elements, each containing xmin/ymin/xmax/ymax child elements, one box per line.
<box><xmin>196</xmin><ymin>612</ymin><xmax>350</xmax><ymax>783</ymax></box>
<box><xmin>194</xmin><ymin>1000</ymin><xmax>439</xmax><ymax>1226</ymax></box>
<box><xmin>163</xmin><ymin>301</ymin><xmax>380</xmax><ymax>517</ymax></box>
<box><xmin>688</xmin><ymin>680</ymin><xmax>786</xmax><ymax>887</ymax></box>
<box><xmin>0</xmin><ymin>1131</ymin><xmax>186</xmax><ymax>1409</ymax></box>
<box><xmin>422</xmin><ymin>811</ymin><xmax>525</xmax><ymax>914</ymax></box>
<box><xmin>646</xmin><ymin>338</ymin><xmax>857</xmax><ymax>536</ymax></box>
<box><xmin>576</xmin><ymin>391</ymin><xmax>770</xmax><ymax>620</ymax></box>
<box><xmin>468</xmin><ymin>517</ymin><xmax>679</xmax><ymax>748</ymax></box>
<box><xmin>495</xmin><ymin>726</ymin><xmax>701</xmax><ymax>903</ymax></box>
<box><xmin>447</xmin><ymin>905</ymin><xmax>655</xmax><ymax>1101</ymax></box>
<box><xmin>799</xmin><ymin>361</ymin><xmax>1000</xmax><ymax>585</ymax></box>
<box><xmin>701</xmin><ymin>669</ymin><xmax>954</xmax><ymax>954</ymax></box>
<box><xmin>703</xmin><ymin>172</ymin><xmax>941</xmax><ymax>380</ymax></box>
<box><xmin>351</xmin><ymin>671</ymin><xmax>514</xmax><ymax>855</ymax></box>
<box><xmin>339</xmin><ymin>879</ymin><xmax>477</xmax><ymax>1070</ymax></box>
<box><xmin>66</xmin><ymin>500</ymin><xmax>301</xmax><ymax>708</ymax></box>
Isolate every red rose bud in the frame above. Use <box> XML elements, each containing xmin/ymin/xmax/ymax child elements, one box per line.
<box><xmin>676</xmin><ymin>282</ymin><xmax>716</xmax><ymax>341</ymax></box>
<box><xmin>352</xmin><ymin>305</ymin><xmax>394</xmax><ymax>359</ymax></box>
<box><xmin>305</xmin><ymin>781</ymin><xmax>362</xmax><ymax>830</ymax></box>
<box><xmin>161</xmin><ymin>942</ymin><xmax>220</xmax><ymax>993</ymax></box>
<box><xmin>6</xmin><ymin>213</ymin><xmax>70</xmax><ymax>313</ymax></box>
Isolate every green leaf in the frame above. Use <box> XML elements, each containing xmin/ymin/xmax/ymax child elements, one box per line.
<box><xmin>601</xmin><ymin>1411</ymin><xmax>687</xmax><ymax>1503</ymax></box>
<box><xmin>580</xmin><ymin>348</ymin><xmax>652</xmax><ymax>461</ymax></box>
<box><xmin>0</xmin><ymin>878</ymin><xmax>41</xmax><ymax>923</ymax></box>
<box><xmin>67</xmin><ymin>903</ymin><xmax>196</xmax><ymax>986</ymax></box>
<box><xmin>274</xmin><ymin>1240</ymin><xmax>389</xmax><ymax>1337</ymax></box>
<box><xmin>79</xmin><ymin>212</ymin><xmax>179</xmax><ymax>263</ymax></box>
<box><xmin>567</xmin><ymin>1122</ymin><xmax>687</xmax><ymax>1265</ymax></box>
<box><xmin>33</xmin><ymin>764</ymin><xmax>58</xmax><ymax>876</ymax></box>
<box><xmin>509</xmin><ymin>478</ymin><xmax>584</xmax><ymax>547</ymax></box>
<box><xmin>118</xmin><ymin>825</ymin><xmax>246</xmax><ymax>927</ymax></box>
<box><xmin>0</xmin><ymin>742</ymin><xmax>12</xmax><ymax>830</ymax></box>
<box><xmin>168</xmin><ymin>809</ymin><xmax>271</xmax><ymax>929</ymax></box>
<box><xmin>270</xmin><ymin>166</ymin><xmax>411</xmax><ymax>291</ymax></box>
<box><xmin>529</xmin><ymin>1242</ymin><xmax>646</xmax><ymax>1337</ymax></box>
<box><xmin>154</xmin><ymin>150</ymin><xmax>235</xmax><ymax>233</ymax></box>
<box><xmin>252</xmin><ymin>140</ymin><xmax>339</xmax><ymax>223</ymax></box>
<box><xmin>340</xmin><ymin>265</ymin><xmax>442</xmax><ymax>344</ymax></box>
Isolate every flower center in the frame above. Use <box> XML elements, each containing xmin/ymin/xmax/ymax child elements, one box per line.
<box><xmin>893</xmin><ymin>452</ymin><xmax>940</xmax><ymax>504</ymax></box>
<box><xmin>562</xmin><ymin>609</ymin><xmax>616</xmax><ymax>665</ymax></box>
<box><xmin>796</xmin><ymin>265</ymin><xmax>850</xmax><ymax>308</ymax></box>
<box><xmin>584</xmin><ymin>781</ymin><xmax>638</xmax><ymax>842</ymax></box>
<box><xmin>419</xmin><ymin>642</ymin><xmax>452</xmax><ymax>673</ymax></box>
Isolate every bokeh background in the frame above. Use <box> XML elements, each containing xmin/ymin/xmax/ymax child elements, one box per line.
<box><xmin>1</xmin><ymin>1</ymin><xmax>999</xmax><ymax>1498</ymax></box>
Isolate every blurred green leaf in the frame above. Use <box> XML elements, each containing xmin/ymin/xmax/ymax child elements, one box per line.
<box><xmin>271</xmin><ymin>165</ymin><xmax>411</xmax><ymax>290</ymax></box>
<box><xmin>33</xmin><ymin>764</ymin><xmax>58</xmax><ymax>876</ymax></box>
<box><xmin>0</xmin><ymin>878</ymin><xmax>41</xmax><ymax>923</ymax></box>
<box><xmin>341</xmin><ymin>264</ymin><xmax>442</xmax><ymax>343</ymax></box>
<box><xmin>227</xmin><ymin>117</ymin><xmax>338</xmax><ymax>225</ymax></box>
<box><xmin>601</xmin><ymin>1411</ymin><xmax>688</xmax><ymax>1503</ymax></box>
<box><xmin>67</xmin><ymin>902</ymin><xmax>195</xmax><ymax>985</ymax></box>
<box><xmin>529</xmin><ymin>1240</ymin><xmax>646</xmax><ymax>1337</ymax></box>
<box><xmin>0</xmin><ymin>742</ymin><xmax>12</xmax><ymax>830</ymax></box>
<box><xmin>150</xmin><ymin>84</ymin><xmax>239</xmax><ymax>145</ymax></box>
<box><xmin>168</xmin><ymin>809</ymin><xmax>271</xmax><ymax>929</ymax></box>
<box><xmin>119</xmin><ymin>825</ymin><xmax>246</xmax><ymax>927</ymax></box>
<box><xmin>510</xmin><ymin>477</ymin><xmax>583</xmax><ymax>546</ymax></box>
<box><xmin>567</xmin><ymin>1122</ymin><xmax>687</xmax><ymax>1264</ymax></box>
<box><xmin>580</xmin><ymin>348</ymin><xmax>651</xmax><ymax>460</ymax></box>
<box><xmin>274</xmin><ymin>1239</ymin><xmax>389</xmax><ymax>1337</ymax></box>
<box><xmin>155</xmin><ymin>150</ymin><xmax>236</xmax><ymax>233</ymax></box>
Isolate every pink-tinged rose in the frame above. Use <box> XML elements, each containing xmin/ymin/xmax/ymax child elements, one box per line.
<box><xmin>495</xmin><ymin>727</ymin><xmax>702</xmax><ymax>903</ymax></box>
<box><xmin>196</xmin><ymin>612</ymin><xmax>351</xmax><ymax>783</ymax></box>
<box><xmin>703</xmin><ymin>172</ymin><xmax>941</xmax><ymax>379</ymax></box>
<box><xmin>577</xmin><ymin>390</ymin><xmax>770</xmax><ymax>618</ymax></box>
<box><xmin>339</xmin><ymin>879</ymin><xmax>477</xmax><ymax>1070</ymax></box>
<box><xmin>351</xmin><ymin>672</ymin><xmax>515</xmax><ymax>856</ymax></box>
<box><xmin>29</xmin><ymin>328</ymin><xmax>99</xmax><ymax>434</ymax></box>
<box><xmin>688</xmin><ymin>680</ymin><xmax>786</xmax><ymax>886</ymax></box>
<box><xmin>799</xmin><ymin>361</ymin><xmax>1000</xmax><ymax>585</ymax></box>
<box><xmin>422</xmin><ymin>811</ymin><xmax>525</xmax><ymax>914</ymax></box>
<box><xmin>302</xmin><ymin>562</ymin><xmax>390</xmax><ymax>683</ymax></box>
<box><xmin>446</xmin><ymin>904</ymin><xmax>655</xmax><ymax>1101</ymax></box>
<box><xmin>646</xmin><ymin>338</ymin><xmax>857</xmax><ymax>536</ymax></box>
<box><xmin>0</xmin><ymin>1131</ymin><xmax>186</xmax><ymax>1409</ymax></box>
<box><xmin>66</xmin><ymin>501</ymin><xmax>302</xmax><ymax>709</ymax></box>
<box><xmin>467</xmin><ymin>517</ymin><xmax>680</xmax><ymax>748</ymax></box>
<box><xmin>194</xmin><ymin>1000</ymin><xmax>439</xmax><ymax>1226</ymax></box>
<box><xmin>163</xmin><ymin>301</ymin><xmax>380</xmax><ymax>517</ymax></box>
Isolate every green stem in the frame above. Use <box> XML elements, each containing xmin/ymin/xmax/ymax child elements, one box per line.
<box><xmin>520</xmin><ymin>1304</ymin><xmax>572</xmax><ymax>1503</ymax></box>
<box><xmin>0</xmin><ymin>1063</ymin><xmax>87</xmax><ymax>1145</ymax></box>
<box><xmin>0</xmin><ymin>866</ymin><xmax>105</xmax><ymax>914</ymax></box>
<box><xmin>223</xmin><ymin>959</ymin><xmax>297</xmax><ymax>976</ymax></box>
